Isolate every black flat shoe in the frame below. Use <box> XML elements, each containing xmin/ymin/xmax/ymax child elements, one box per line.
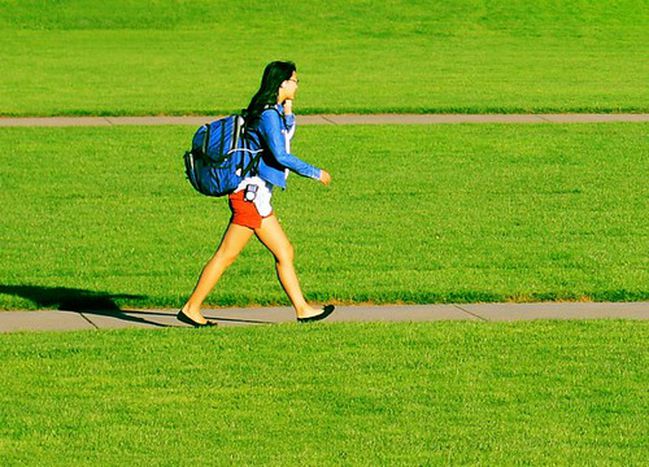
<box><xmin>297</xmin><ymin>304</ymin><xmax>336</xmax><ymax>323</ymax></box>
<box><xmin>177</xmin><ymin>309</ymin><xmax>218</xmax><ymax>328</ymax></box>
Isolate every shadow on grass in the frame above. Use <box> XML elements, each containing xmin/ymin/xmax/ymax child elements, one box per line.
<box><xmin>0</xmin><ymin>284</ymin><xmax>277</xmax><ymax>326</ymax></box>
<box><xmin>0</xmin><ymin>284</ymin><xmax>170</xmax><ymax>328</ymax></box>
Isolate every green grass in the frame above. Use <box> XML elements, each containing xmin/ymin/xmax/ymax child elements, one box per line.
<box><xmin>1</xmin><ymin>123</ymin><xmax>648</xmax><ymax>310</ymax></box>
<box><xmin>0</xmin><ymin>321</ymin><xmax>647</xmax><ymax>464</ymax></box>
<box><xmin>1</xmin><ymin>1</ymin><xmax>648</xmax><ymax>116</ymax></box>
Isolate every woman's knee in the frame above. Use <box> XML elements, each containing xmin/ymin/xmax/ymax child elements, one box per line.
<box><xmin>212</xmin><ymin>249</ymin><xmax>239</xmax><ymax>267</ymax></box>
<box><xmin>274</xmin><ymin>243</ymin><xmax>294</xmax><ymax>265</ymax></box>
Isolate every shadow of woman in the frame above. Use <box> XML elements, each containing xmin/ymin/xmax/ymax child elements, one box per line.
<box><xmin>0</xmin><ymin>284</ymin><xmax>170</xmax><ymax>328</ymax></box>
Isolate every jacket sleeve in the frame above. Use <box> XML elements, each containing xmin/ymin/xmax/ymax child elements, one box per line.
<box><xmin>285</xmin><ymin>113</ymin><xmax>296</xmax><ymax>140</ymax></box>
<box><xmin>258</xmin><ymin>110</ymin><xmax>321</xmax><ymax>180</ymax></box>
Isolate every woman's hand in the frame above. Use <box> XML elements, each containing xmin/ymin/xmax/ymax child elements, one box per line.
<box><xmin>283</xmin><ymin>99</ymin><xmax>293</xmax><ymax>115</ymax></box>
<box><xmin>319</xmin><ymin>170</ymin><xmax>332</xmax><ymax>186</ymax></box>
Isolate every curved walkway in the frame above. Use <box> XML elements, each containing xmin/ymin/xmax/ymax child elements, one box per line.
<box><xmin>1</xmin><ymin>302</ymin><xmax>648</xmax><ymax>333</ymax></box>
<box><xmin>1</xmin><ymin>113</ymin><xmax>649</xmax><ymax>127</ymax></box>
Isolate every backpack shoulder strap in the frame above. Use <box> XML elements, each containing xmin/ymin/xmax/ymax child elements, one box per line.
<box><xmin>262</xmin><ymin>104</ymin><xmax>288</xmax><ymax>128</ymax></box>
<box><xmin>201</xmin><ymin>122</ymin><xmax>210</xmax><ymax>156</ymax></box>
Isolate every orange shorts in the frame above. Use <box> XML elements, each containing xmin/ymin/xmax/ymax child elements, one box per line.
<box><xmin>228</xmin><ymin>190</ymin><xmax>272</xmax><ymax>229</ymax></box>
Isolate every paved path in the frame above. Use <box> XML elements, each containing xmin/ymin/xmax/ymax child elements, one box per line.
<box><xmin>1</xmin><ymin>114</ymin><xmax>649</xmax><ymax>127</ymax></box>
<box><xmin>1</xmin><ymin>302</ymin><xmax>648</xmax><ymax>333</ymax></box>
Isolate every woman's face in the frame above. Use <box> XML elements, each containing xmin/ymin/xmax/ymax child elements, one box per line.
<box><xmin>282</xmin><ymin>71</ymin><xmax>299</xmax><ymax>100</ymax></box>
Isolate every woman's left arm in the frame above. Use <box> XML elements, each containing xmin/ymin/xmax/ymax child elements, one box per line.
<box><xmin>258</xmin><ymin>109</ymin><xmax>321</xmax><ymax>180</ymax></box>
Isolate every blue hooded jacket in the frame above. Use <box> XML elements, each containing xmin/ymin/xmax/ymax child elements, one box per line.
<box><xmin>244</xmin><ymin>104</ymin><xmax>322</xmax><ymax>189</ymax></box>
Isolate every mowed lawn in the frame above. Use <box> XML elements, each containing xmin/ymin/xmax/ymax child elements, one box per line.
<box><xmin>1</xmin><ymin>321</ymin><xmax>647</xmax><ymax>464</ymax></box>
<box><xmin>1</xmin><ymin>123</ymin><xmax>648</xmax><ymax>310</ymax></box>
<box><xmin>1</xmin><ymin>1</ymin><xmax>648</xmax><ymax>115</ymax></box>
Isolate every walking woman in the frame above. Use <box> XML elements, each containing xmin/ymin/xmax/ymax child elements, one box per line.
<box><xmin>177</xmin><ymin>61</ymin><xmax>335</xmax><ymax>327</ymax></box>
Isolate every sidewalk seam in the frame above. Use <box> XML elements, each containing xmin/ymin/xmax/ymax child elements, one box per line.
<box><xmin>78</xmin><ymin>312</ymin><xmax>99</xmax><ymax>330</ymax></box>
<box><xmin>453</xmin><ymin>304</ymin><xmax>488</xmax><ymax>322</ymax></box>
<box><xmin>320</xmin><ymin>115</ymin><xmax>338</xmax><ymax>125</ymax></box>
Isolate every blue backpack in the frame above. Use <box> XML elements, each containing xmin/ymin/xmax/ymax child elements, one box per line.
<box><xmin>183</xmin><ymin>115</ymin><xmax>261</xmax><ymax>197</ymax></box>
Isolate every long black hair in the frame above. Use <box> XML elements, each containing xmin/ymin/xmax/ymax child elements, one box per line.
<box><xmin>244</xmin><ymin>61</ymin><xmax>296</xmax><ymax>123</ymax></box>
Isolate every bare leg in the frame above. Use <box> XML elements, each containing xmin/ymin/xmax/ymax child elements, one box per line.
<box><xmin>254</xmin><ymin>215</ymin><xmax>319</xmax><ymax>318</ymax></box>
<box><xmin>181</xmin><ymin>223</ymin><xmax>254</xmax><ymax>323</ymax></box>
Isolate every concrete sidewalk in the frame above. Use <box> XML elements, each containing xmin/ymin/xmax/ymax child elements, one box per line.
<box><xmin>1</xmin><ymin>302</ymin><xmax>648</xmax><ymax>333</ymax></box>
<box><xmin>1</xmin><ymin>113</ymin><xmax>649</xmax><ymax>127</ymax></box>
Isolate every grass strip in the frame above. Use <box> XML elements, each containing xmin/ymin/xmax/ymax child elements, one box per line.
<box><xmin>1</xmin><ymin>1</ymin><xmax>648</xmax><ymax>116</ymax></box>
<box><xmin>1</xmin><ymin>123</ymin><xmax>648</xmax><ymax>310</ymax></box>
<box><xmin>1</xmin><ymin>321</ymin><xmax>647</xmax><ymax>464</ymax></box>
